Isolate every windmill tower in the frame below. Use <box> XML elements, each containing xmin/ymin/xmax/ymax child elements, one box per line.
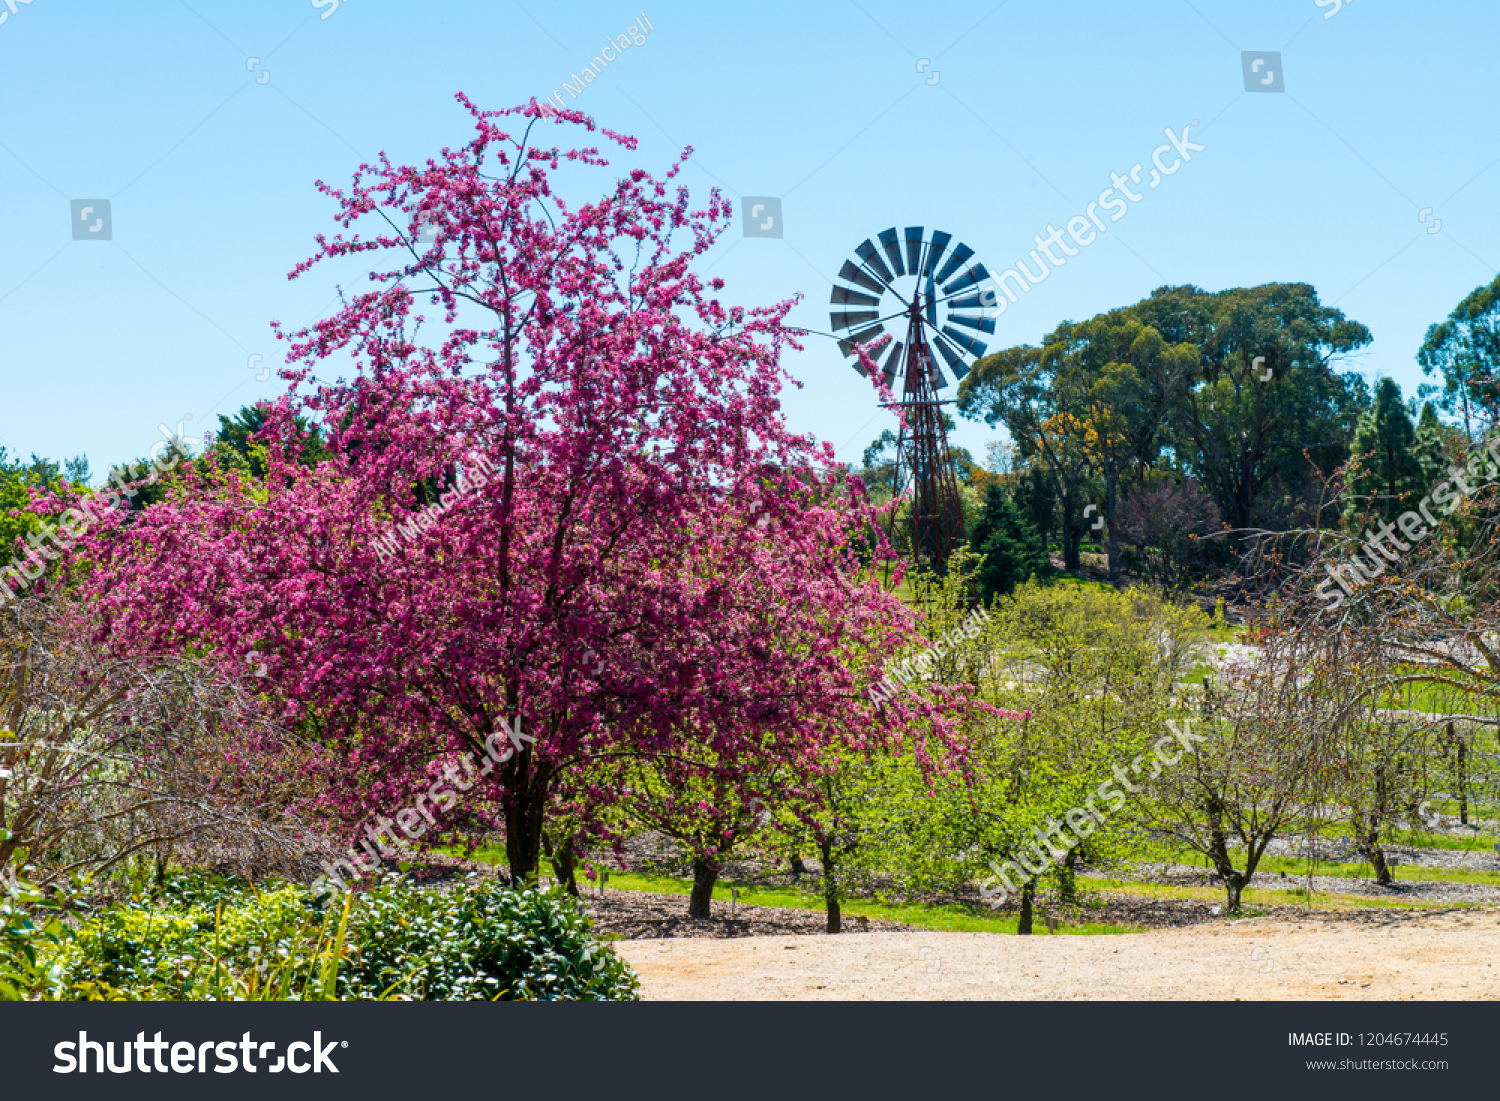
<box><xmin>830</xmin><ymin>227</ymin><xmax>994</xmax><ymax>574</ymax></box>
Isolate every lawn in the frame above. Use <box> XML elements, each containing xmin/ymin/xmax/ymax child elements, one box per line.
<box><xmin>457</xmin><ymin>846</ymin><xmax>1140</xmax><ymax>935</ymax></box>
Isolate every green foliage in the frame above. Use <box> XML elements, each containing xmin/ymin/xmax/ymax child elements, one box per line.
<box><xmin>964</xmin><ymin>283</ymin><xmax>1372</xmax><ymax>562</ymax></box>
<box><xmin>1414</xmin><ymin>402</ymin><xmax>1448</xmax><ymax>484</ymax></box>
<box><xmin>0</xmin><ymin>850</ymin><xmax>76</xmax><ymax>1000</ymax></box>
<box><xmin>1343</xmin><ymin>377</ymin><xmax>1425</xmax><ymax>526</ymax></box>
<box><xmin>864</xmin><ymin>577</ymin><xmax>1207</xmax><ymax>907</ymax></box>
<box><xmin>1011</xmin><ymin>463</ymin><xmax>1058</xmax><ymax>546</ymax></box>
<box><xmin>968</xmin><ymin>481</ymin><xmax>1050</xmax><ymax>601</ymax></box>
<box><xmin>1418</xmin><ymin>271</ymin><xmax>1500</xmax><ymax>428</ymax></box>
<box><xmin>210</xmin><ymin>404</ymin><xmax>331</xmax><ymax>481</ymax></box>
<box><xmin>0</xmin><ymin>448</ymin><xmax>87</xmax><ymax>561</ymax></box>
<box><xmin>344</xmin><ymin>875</ymin><xmax>637</xmax><ymax>1001</ymax></box>
<box><xmin>49</xmin><ymin>873</ymin><xmax>637</xmax><ymax>1001</ymax></box>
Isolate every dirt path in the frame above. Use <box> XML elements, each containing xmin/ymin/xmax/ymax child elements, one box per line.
<box><xmin>615</xmin><ymin>910</ymin><xmax>1500</xmax><ymax>1000</ymax></box>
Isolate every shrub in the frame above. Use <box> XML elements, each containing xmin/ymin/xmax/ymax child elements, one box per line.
<box><xmin>51</xmin><ymin>873</ymin><xmax>638</xmax><ymax>1001</ymax></box>
<box><xmin>0</xmin><ymin>854</ymin><xmax>74</xmax><ymax>1000</ymax></box>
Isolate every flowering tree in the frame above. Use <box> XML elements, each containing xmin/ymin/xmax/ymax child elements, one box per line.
<box><xmin>68</xmin><ymin>96</ymin><xmax>933</xmax><ymax>885</ymax></box>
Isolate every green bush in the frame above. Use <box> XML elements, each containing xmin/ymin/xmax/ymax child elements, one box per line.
<box><xmin>1</xmin><ymin>856</ymin><xmax>75</xmax><ymax>1001</ymax></box>
<box><xmin>52</xmin><ymin>873</ymin><xmax>638</xmax><ymax>1001</ymax></box>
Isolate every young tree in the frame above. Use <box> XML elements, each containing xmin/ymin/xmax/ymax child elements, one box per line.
<box><xmin>967</xmin><ymin>481</ymin><xmax>1050</xmax><ymax>602</ymax></box>
<box><xmin>874</xmin><ymin>576</ymin><xmax>1205</xmax><ymax>930</ymax></box>
<box><xmin>1139</xmin><ymin>652</ymin><xmax>1322</xmax><ymax>915</ymax></box>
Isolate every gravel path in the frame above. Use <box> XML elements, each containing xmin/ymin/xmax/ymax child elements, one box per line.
<box><xmin>615</xmin><ymin>909</ymin><xmax>1500</xmax><ymax>1000</ymax></box>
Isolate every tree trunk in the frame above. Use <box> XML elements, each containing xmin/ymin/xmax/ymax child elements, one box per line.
<box><xmin>1063</xmin><ymin>506</ymin><xmax>1082</xmax><ymax>573</ymax></box>
<box><xmin>1365</xmin><ymin>826</ymin><xmax>1392</xmax><ymax>886</ymax></box>
<box><xmin>1455</xmin><ymin>728</ymin><xmax>1469</xmax><ymax>825</ymax></box>
<box><xmin>688</xmin><ymin>857</ymin><xmax>718</xmax><ymax>919</ymax></box>
<box><xmin>1104</xmin><ymin>477</ymin><xmax>1121</xmax><ymax>586</ymax></box>
<box><xmin>502</xmin><ymin>750</ymin><xmax>549</xmax><ymax>885</ymax></box>
<box><xmin>819</xmin><ymin>837</ymin><xmax>841</xmax><ymax>933</ymax></box>
<box><xmin>546</xmin><ymin>832</ymin><xmax>580</xmax><ymax>897</ymax></box>
<box><xmin>1206</xmin><ymin>811</ymin><xmax>1247</xmax><ymax>913</ymax></box>
<box><xmin>1059</xmin><ymin>847</ymin><xmax>1079</xmax><ymax>903</ymax></box>
<box><xmin>1017</xmin><ymin>879</ymin><xmax>1036</xmax><ymax>934</ymax></box>
<box><xmin>789</xmin><ymin>852</ymin><xmax>807</xmax><ymax>877</ymax></box>
<box><xmin>1224</xmin><ymin>874</ymin><xmax>1243</xmax><ymax>914</ymax></box>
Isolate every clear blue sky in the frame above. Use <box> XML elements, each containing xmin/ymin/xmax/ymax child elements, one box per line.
<box><xmin>2</xmin><ymin>0</ymin><xmax>1496</xmax><ymax>481</ymax></box>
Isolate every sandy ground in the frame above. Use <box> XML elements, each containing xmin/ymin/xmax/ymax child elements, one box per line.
<box><xmin>615</xmin><ymin>909</ymin><xmax>1500</xmax><ymax>1000</ymax></box>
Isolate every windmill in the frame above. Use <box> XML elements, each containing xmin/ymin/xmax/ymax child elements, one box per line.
<box><xmin>830</xmin><ymin>227</ymin><xmax>994</xmax><ymax>574</ymax></box>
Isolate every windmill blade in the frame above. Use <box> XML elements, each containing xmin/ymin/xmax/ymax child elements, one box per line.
<box><xmin>880</xmin><ymin>340</ymin><xmax>903</xmax><ymax>388</ymax></box>
<box><xmin>904</xmin><ymin>227</ymin><xmax>924</xmax><ymax>277</ymax></box>
<box><xmin>838</xmin><ymin>260</ymin><xmax>886</xmax><ymax>296</ymax></box>
<box><xmin>934</xmin><ymin>241</ymin><xmax>974</xmax><ymax>284</ymax></box>
<box><xmin>932</xmin><ymin>333</ymin><xmax>971</xmax><ymax>380</ymax></box>
<box><xmin>947</xmin><ymin>312</ymin><xmax>996</xmax><ymax>335</ymax></box>
<box><xmin>877</xmin><ymin>228</ymin><xmax>905</xmax><ymax>277</ymax></box>
<box><xmin>853</xmin><ymin>240</ymin><xmax>895</xmax><ymax>285</ymax></box>
<box><xmin>830</xmin><ymin>310</ymin><xmax>880</xmax><ymax>332</ymax></box>
<box><xmin>838</xmin><ymin>325</ymin><xmax>888</xmax><ymax>358</ymax></box>
<box><xmin>942</xmin><ymin>263</ymin><xmax>991</xmax><ymax>295</ymax></box>
<box><xmin>830</xmin><ymin>286</ymin><xmax>881</xmax><ymax>308</ymax></box>
<box><xmin>922</xmin><ymin>230</ymin><xmax>953</xmax><ymax>277</ymax></box>
<box><xmin>946</xmin><ymin>292</ymin><xmax>989</xmax><ymax>311</ymax></box>
<box><xmin>925</xmin><ymin>274</ymin><xmax>938</xmax><ymax>327</ymax></box>
<box><xmin>941</xmin><ymin>325</ymin><xmax>988</xmax><ymax>360</ymax></box>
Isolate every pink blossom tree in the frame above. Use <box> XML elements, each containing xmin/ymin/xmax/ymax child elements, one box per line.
<box><xmin>68</xmin><ymin>96</ymin><xmax>944</xmax><ymax>884</ymax></box>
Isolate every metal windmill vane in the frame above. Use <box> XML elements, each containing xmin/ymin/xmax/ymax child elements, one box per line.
<box><xmin>830</xmin><ymin>226</ymin><xmax>995</xmax><ymax>573</ymax></box>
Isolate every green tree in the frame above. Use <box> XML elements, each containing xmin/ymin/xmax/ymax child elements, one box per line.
<box><xmin>210</xmin><ymin>404</ymin><xmax>331</xmax><ymax>480</ymax></box>
<box><xmin>1418</xmin><ymin>272</ymin><xmax>1500</xmax><ymax>439</ymax></box>
<box><xmin>968</xmin><ymin>482</ymin><xmax>1050</xmax><ymax>602</ymax></box>
<box><xmin>1133</xmin><ymin>283</ymin><xmax>1372</xmax><ymax>541</ymax></box>
<box><xmin>957</xmin><ymin>344</ymin><xmax>1095</xmax><ymax>572</ymax></box>
<box><xmin>1011</xmin><ymin>463</ymin><xmax>1057</xmax><ymax>547</ymax></box>
<box><xmin>1342</xmin><ymin>377</ymin><xmax>1425</xmax><ymax>526</ymax></box>
<box><xmin>1413</xmin><ymin>401</ymin><xmax>1448</xmax><ymax>484</ymax></box>
<box><xmin>869</xmin><ymin>578</ymin><xmax>1205</xmax><ymax>931</ymax></box>
<box><xmin>0</xmin><ymin>449</ymin><xmax>89</xmax><ymax>578</ymax></box>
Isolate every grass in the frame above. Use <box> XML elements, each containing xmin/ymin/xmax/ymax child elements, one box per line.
<box><xmin>454</xmin><ymin>846</ymin><xmax>1140</xmax><ymax>935</ymax></box>
<box><xmin>1090</xmin><ymin>876</ymin><xmax>1481</xmax><ymax>912</ymax></box>
<box><xmin>1139</xmin><ymin>838</ymin><xmax>1500</xmax><ymax>888</ymax></box>
<box><xmin>1386</xmin><ymin>827</ymin><xmax>1500</xmax><ymax>851</ymax></box>
<box><xmin>1251</xmin><ymin>854</ymin><xmax>1500</xmax><ymax>887</ymax></box>
<box><xmin>456</xmin><ymin>834</ymin><xmax>1500</xmax><ymax>933</ymax></box>
<box><xmin>596</xmin><ymin>871</ymin><xmax>1144</xmax><ymax>936</ymax></box>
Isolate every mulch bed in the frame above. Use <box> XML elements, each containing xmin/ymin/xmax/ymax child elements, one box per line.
<box><xmin>578</xmin><ymin>890</ymin><xmax>908</xmax><ymax>940</ymax></box>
